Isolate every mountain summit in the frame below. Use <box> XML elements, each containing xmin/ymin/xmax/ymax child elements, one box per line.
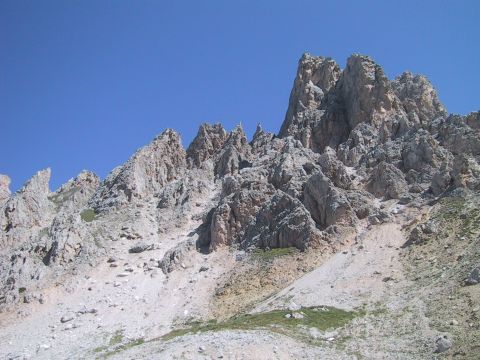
<box><xmin>1</xmin><ymin>54</ymin><xmax>479</xmax><ymax>359</ymax></box>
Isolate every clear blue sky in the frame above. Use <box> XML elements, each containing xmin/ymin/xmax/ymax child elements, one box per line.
<box><xmin>1</xmin><ymin>1</ymin><xmax>478</xmax><ymax>191</ymax></box>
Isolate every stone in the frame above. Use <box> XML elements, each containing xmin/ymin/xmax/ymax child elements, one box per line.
<box><xmin>60</xmin><ymin>313</ymin><xmax>75</xmax><ymax>323</ymax></box>
<box><xmin>303</xmin><ymin>172</ymin><xmax>356</xmax><ymax>229</ymax></box>
<box><xmin>367</xmin><ymin>162</ymin><xmax>408</xmax><ymax>199</ymax></box>
<box><xmin>434</xmin><ymin>335</ymin><xmax>452</xmax><ymax>353</ymax></box>
<box><xmin>1</xmin><ymin>51</ymin><xmax>479</xmax><ymax>321</ymax></box>
<box><xmin>160</xmin><ymin>240</ymin><xmax>195</xmax><ymax>273</ymax></box>
<box><xmin>0</xmin><ymin>174</ymin><xmax>11</xmax><ymax>206</ymax></box>
<box><xmin>91</xmin><ymin>129</ymin><xmax>187</xmax><ymax>209</ymax></box>
<box><xmin>291</xmin><ymin>312</ymin><xmax>304</xmax><ymax>319</ymax></box>
<box><xmin>391</xmin><ymin>72</ymin><xmax>446</xmax><ymax>125</ymax></box>
<box><xmin>187</xmin><ymin>123</ymin><xmax>228</xmax><ymax>167</ymax></box>
<box><xmin>1</xmin><ymin>169</ymin><xmax>54</xmax><ymax>249</ymax></box>
<box><xmin>128</xmin><ymin>243</ymin><xmax>153</xmax><ymax>254</ymax></box>
<box><xmin>214</xmin><ymin>125</ymin><xmax>251</xmax><ymax>178</ymax></box>
<box><xmin>465</xmin><ymin>266</ymin><xmax>480</xmax><ymax>285</ymax></box>
<box><xmin>279</xmin><ymin>53</ymin><xmax>341</xmax><ymax>148</ymax></box>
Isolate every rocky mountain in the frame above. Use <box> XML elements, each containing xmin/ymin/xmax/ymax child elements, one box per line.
<box><xmin>0</xmin><ymin>53</ymin><xmax>479</xmax><ymax>359</ymax></box>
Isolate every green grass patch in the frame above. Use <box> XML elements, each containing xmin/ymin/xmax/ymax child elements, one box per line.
<box><xmin>162</xmin><ymin>306</ymin><xmax>359</xmax><ymax>341</ymax></box>
<box><xmin>103</xmin><ymin>338</ymin><xmax>145</xmax><ymax>358</ymax></box>
<box><xmin>109</xmin><ymin>330</ymin><xmax>123</xmax><ymax>346</ymax></box>
<box><xmin>93</xmin><ymin>330</ymin><xmax>145</xmax><ymax>358</ymax></box>
<box><xmin>81</xmin><ymin>209</ymin><xmax>97</xmax><ymax>222</ymax></box>
<box><xmin>18</xmin><ymin>287</ymin><xmax>26</xmax><ymax>294</ymax></box>
<box><xmin>252</xmin><ymin>247</ymin><xmax>298</xmax><ymax>260</ymax></box>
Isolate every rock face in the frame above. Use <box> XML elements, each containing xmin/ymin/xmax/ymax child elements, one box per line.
<box><xmin>279</xmin><ymin>54</ymin><xmax>341</xmax><ymax>147</ymax></box>
<box><xmin>0</xmin><ymin>169</ymin><xmax>54</xmax><ymax>249</ymax></box>
<box><xmin>392</xmin><ymin>72</ymin><xmax>446</xmax><ymax>125</ymax></box>
<box><xmin>367</xmin><ymin>162</ymin><xmax>408</xmax><ymax>199</ymax></box>
<box><xmin>1</xmin><ymin>52</ymin><xmax>479</xmax><ymax>312</ymax></box>
<box><xmin>0</xmin><ymin>175</ymin><xmax>11</xmax><ymax>206</ymax></box>
<box><xmin>187</xmin><ymin>123</ymin><xmax>228</xmax><ymax>167</ymax></box>
<box><xmin>214</xmin><ymin>125</ymin><xmax>251</xmax><ymax>178</ymax></box>
<box><xmin>303</xmin><ymin>172</ymin><xmax>356</xmax><ymax>229</ymax></box>
<box><xmin>91</xmin><ymin>129</ymin><xmax>186</xmax><ymax>210</ymax></box>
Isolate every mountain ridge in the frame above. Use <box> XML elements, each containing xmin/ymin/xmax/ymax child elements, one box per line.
<box><xmin>0</xmin><ymin>53</ymin><xmax>479</xmax><ymax>359</ymax></box>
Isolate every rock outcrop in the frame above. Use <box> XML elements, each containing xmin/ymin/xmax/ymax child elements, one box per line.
<box><xmin>279</xmin><ymin>54</ymin><xmax>341</xmax><ymax>147</ymax></box>
<box><xmin>392</xmin><ymin>72</ymin><xmax>446</xmax><ymax>125</ymax></box>
<box><xmin>91</xmin><ymin>129</ymin><xmax>186</xmax><ymax>210</ymax></box>
<box><xmin>303</xmin><ymin>172</ymin><xmax>356</xmax><ymax>229</ymax></box>
<box><xmin>0</xmin><ymin>169</ymin><xmax>54</xmax><ymax>249</ymax></box>
<box><xmin>214</xmin><ymin>125</ymin><xmax>252</xmax><ymax>178</ymax></box>
<box><xmin>0</xmin><ymin>175</ymin><xmax>11</xmax><ymax>207</ymax></box>
<box><xmin>367</xmin><ymin>162</ymin><xmax>408</xmax><ymax>199</ymax></box>
<box><xmin>1</xmin><ymin>51</ymin><xmax>479</xmax><ymax>313</ymax></box>
<box><xmin>187</xmin><ymin>123</ymin><xmax>228</xmax><ymax>167</ymax></box>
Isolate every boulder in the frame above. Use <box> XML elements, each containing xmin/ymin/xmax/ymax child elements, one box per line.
<box><xmin>465</xmin><ymin>266</ymin><xmax>480</xmax><ymax>286</ymax></box>
<box><xmin>367</xmin><ymin>162</ymin><xmax>408</xmax><ymax>199</ymax></box>
<box><xmin>303</xmin><ymin>172</ymin><xmax>356</xmax><ymax>229</ymax></box>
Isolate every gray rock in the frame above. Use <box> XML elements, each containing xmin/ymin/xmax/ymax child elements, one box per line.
<box><xmin>291</xmin><ymin>312</ymin><xmax>304</xmax><ymax>319</ymax></box>
<box><xmin>465</xmin><ymin>266</ymin><xmax>480</xmax><ymax>285</ymax></box>
<box><xmin>437</xmin><ymin>113</ymin><xmax>480</xmax><ymax>157</ymax></box>
<box><xmin>199</xmin><ymin>265</ymin><xmax>209</xmax><ymax>272</ymax></box>
<box><xmin>318</xmin><ymin>148</ymin><xmax>352</xmax><ymax>189</ymax></box>
<box><xmin>303</xmin><ymin>172</ymin><xmax>356</xmax><ymax>229</ymax></box>
<box><xmin>160</xmin><ymin>240</ymin><xmax>195</xmax><ymax>273</ymax></box>
<box><xmin>0</xmin><ymin>174</ymin><xmax>11</xmax><ymax>206</ymax></box>
<box><xmin>1</xmin><ymin>51</ymin><xmax>479</xmax><ymax>318</ymax></box>
<box><xmin>0</xmin><ymin>168</ymin><xmax>54</xmax><ymax>249</ymax></box>
<box><xmin>208</xmin><ymin>181</ymin><xmax>275</xmax><ymax>249</ymax></box>
<box><xmin>214</xmin><ymin>125</ymin><xmax>251</xmax><ymax>178</ymax></box>
<box><xmin>60</xmin><ymin>313</ymin><xmax>75</xmax><ymax>323</ymax></box>
<box><xmin>91</xmin><ymin>129</ymin><xmax>186</xmax><ymax>210</ymax></box>
<box><xmin>434</xmin><ymin>334</ymin><xmax>452</xmax><ymax>353</ymax></box>
<box><xmin>244</xmin><ymin>191</ymin><xmax>323</xmax><ymax>250</ymax></box>
<box><xmin>391</xmin><ymin>71</ymin><xmax>446</xmax><ymax>125</ymax></box>
<box><xmin>128</xmin><ymin>243</ymin><xmax>154</xmax><ymax>254</ymax></box>
<box><xmin>367</xmin><ymin>162</ymin><xmax>408</xmax><ymax>199</ymax></box>
<box><xmin>402</xmin><ymin>130</ymin><xmax>451</xmax><ymax>182</ymax></box>
<box><xmin>279</xmin><ymin>53</ymin><xmax>341</xmax><ymax>148</ymax></box>
<box><xmin>187</xmin><ymin>123</ymin><xmax>228</xmax><ymax>167</ymax></box>
<box><xmin>452</xmin><ymin>155</ymin><xmax>480</xmax><ymax>191</ymax></box>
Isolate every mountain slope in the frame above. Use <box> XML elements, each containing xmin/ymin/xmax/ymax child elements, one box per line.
<box><xmin>0</xmin><ymin>53</ymin><xmax>479</xmax><ymax>359</ymax></box>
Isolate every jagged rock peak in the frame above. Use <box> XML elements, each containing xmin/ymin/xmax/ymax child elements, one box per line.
<box><xmin>214</xmin><ymin>124</ymin><xmax>252</xmax><ymax>178</ymax></box>
<box><xmin>279</xmin><ymin>52</ymin><xmax>450</xmax><ymax>156</ymax></box>
<box><xmin>18</xmin><ymin>168</ymin><xmax>51</xmax><ymax>196</ymax></box>
<box><xmin>0</xmin><ymin>174</ymin><xmax>11</xmax><ymax>204</ymax></box>
<box><xmin>227</xmin><ymin>124</ymin><xmax>248</xmax><ymax>147</ymax></box>
<box><xmin>251</xmin><ymin>123</ymin><xmax>274</xmax><ymax>151</ymax></box>
<box><xmin>0</xmin><ymin>168</ymin><xmax>54</xmax><ymax>249</ymax></box>
<box><xmin>298</xmin><ymin>53</ymin><xmax>341</xmax><ymax>93</ymax></box>
<box><xmin>186</xmin><ymin>123</ymin><xmax>228</xmax><ymax>167</ymax></box>
<box><xmin>466</xmin><ymin>111</ymin><xmax>480</xmax><ymax>129</ymax></box>
<box><xmin>279</xmin><ymin>53</ymin><xmax>341</xmax><ymax>139</ymax></box>
<box><xmin>253</xmin><ymin>123</ymin><xmax>264</xmax><ymax>138</ymax></box>
<box><xmin>339</xmin><ymin>54</ymin><xmax>398</xmax><ymax>129</ymax></box>
<box><xmin>54</xmin><ymin>170</ymin><xmax>99</xmax><ymax>193</ymax></box>
<box><xmin>92</xmin><ymin>129</ymin><xmax>186</xmax><ymax>209</ymax></box>
<box><xmin>392</xmin><ymin>71</ymin><xmax>447</xmax><ymax>124</ymax></box>
<box><xmin>50</xmin><ymin>170</ymin><xmax>100</xmax><ymax>210</ymax></box>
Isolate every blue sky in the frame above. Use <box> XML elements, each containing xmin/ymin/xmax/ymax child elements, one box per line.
<box><xmin>1</xmin><ymin>1</ymin><xmax>478</xmax><ymax>191</ymax></box>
